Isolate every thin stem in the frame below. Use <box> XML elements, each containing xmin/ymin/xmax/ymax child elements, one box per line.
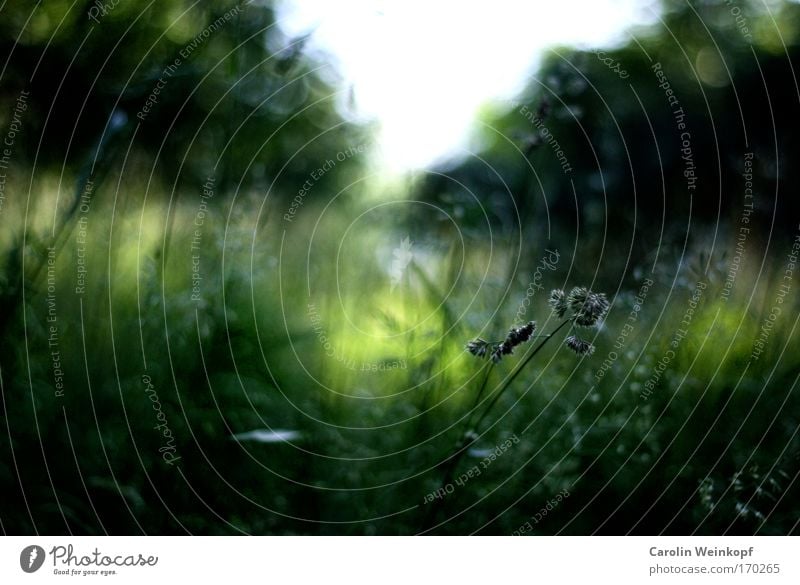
<box><xmin>465</xmin><ymin>360</ymin><xmax>494</xmax><ymax>420</ymax></box>
<box><xmin>421</xmin><ymin>361</ymin><xmax>493</xmax><ymax>531</ymax></box>
<box><xmin>422</xmin><ymin>317</ymin><xmax>573</xmax><ymax>532</ymax></box>
<box><xmin>471</xmin><ymin>317</ymin><xmax>573</xmax><ymax>433</ymax></box>
<box><xmin>421</xmin><ymin>436</ymin><xmax>472</xmax><ymax>531</ymax></box>
<box><xmin>462</xmin><ymin>335</ymin><xmax>546</xmax><ymax>433</ymax></box>
<box><xmin>425</xmin><ymin>318</ymin><xmax>572</xmax><ymax>530</ymax></box>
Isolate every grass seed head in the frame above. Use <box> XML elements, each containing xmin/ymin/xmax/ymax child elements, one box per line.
<box><xmin>549</xmin><ymin>289</ymin><xmax>568</xmax><ymax>317</ymax></box>
<box><xmin>566</xmin><ymin>335</ymin><xmax>595</xmax><ymax>356</ymax></box>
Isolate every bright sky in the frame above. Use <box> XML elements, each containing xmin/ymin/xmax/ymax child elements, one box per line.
<box><xmin>277</xmin><ymin>0</ymin><xmax>659</xmax><ymax>172</ymax></box>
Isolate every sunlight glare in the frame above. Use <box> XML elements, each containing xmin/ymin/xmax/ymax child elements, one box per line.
<box><xmin>278</xmin><ymin>0</ymin><xmax>658</xmax><ymax>172</ymax></box>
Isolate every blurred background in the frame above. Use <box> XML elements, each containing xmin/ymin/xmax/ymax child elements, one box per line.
<box><xmin>0</xmin><ymin>0</ymin><xmax>799</xmax><ymax>535</ymax></box>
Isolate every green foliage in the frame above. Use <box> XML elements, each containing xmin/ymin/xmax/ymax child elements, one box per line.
<box><xmin>1</xmin><ymin>0</ymin><xmax>799</xmax><ymax>535</ymax></box>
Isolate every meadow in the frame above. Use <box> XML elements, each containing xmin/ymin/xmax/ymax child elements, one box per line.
<box><xmin>1</xmin><ymin>0</ymin><xmax>799</xmax><ymax>536</ymax></box>
<box><xmin>2</xmin><ymin>166</ymin><xmax>797</xmax><ymax>534</ymax></box>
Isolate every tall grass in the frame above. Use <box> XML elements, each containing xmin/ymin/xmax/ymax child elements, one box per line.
<box><xmin>1</xmin><ymin>175</ymin><xmax>798</xmax><ymax>535</ymax></box>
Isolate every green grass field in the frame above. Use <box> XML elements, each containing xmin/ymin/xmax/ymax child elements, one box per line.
<box><xmin>2</xmin><ymin>174</ymin><xmax>797</xmax><ymax>535</ymax></box>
